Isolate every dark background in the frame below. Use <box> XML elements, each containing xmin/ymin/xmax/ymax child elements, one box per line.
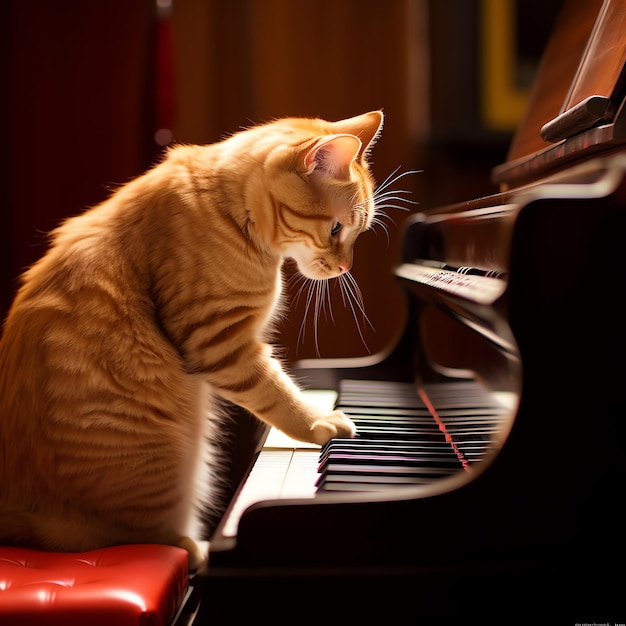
<box><xmin>3</xmin><ymin>0</ymin><xmax>562</xmax><ymax>363</ymax></box>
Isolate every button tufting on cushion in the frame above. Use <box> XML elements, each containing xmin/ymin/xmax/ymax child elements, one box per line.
<box><xmin>0</xmin><ymin>544</ymin><xmax>194</xmax><ymax>626</ymax></box>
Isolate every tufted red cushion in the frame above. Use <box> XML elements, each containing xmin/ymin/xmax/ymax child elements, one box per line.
<box><xmin>0</xmin><ymin>544</ymin><xmax>192</xmax><ymax>626</ymax></box>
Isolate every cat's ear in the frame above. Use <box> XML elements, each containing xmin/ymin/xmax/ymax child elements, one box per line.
<box><xmin>330</xmin><ymin>110</ymin><xmax>384</xmax><ymax>160</ymax></box>
<box><xmin>303</xmin><ymin>134</ymin><xmax>362</xmax><ymax>178</ymax></box>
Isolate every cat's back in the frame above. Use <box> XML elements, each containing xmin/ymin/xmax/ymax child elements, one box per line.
<box><xmin>0</xmin><ymin>133</ymin><xmax>280</xmax><ymax>421</ymax></box>
<box><xmin>0</xmin><ymin>160</ymin><xmax>203</xmax><ymax>507</ymax></box>
<box><xmin>0</xmin><ymin>158</ymin><xmax>187</xmax><ymax>418</ymax></box>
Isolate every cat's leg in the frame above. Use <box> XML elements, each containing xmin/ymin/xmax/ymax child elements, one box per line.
<box><xmin>174</xmin><ymin>536</ymin><xmax>210</xmax><ymax>574</ymax></box>
<box><xmin>211</xmin><ymin>343</ymin><xmax>356</xmax><ymax>445</ymax></box>
<box><xmin>8</xmin><ymin>490</ymin><xmax>213</xmax><ymax>572</ymax></box>
<box><xmin>0</xmin><ymin>508</ymin><xmax>40</xmax><ymax>546</ymax></box>
<box><xmin>31</xmin><ymin>511</ymin><xmax>209</xmax><ymax>574</ymax></box>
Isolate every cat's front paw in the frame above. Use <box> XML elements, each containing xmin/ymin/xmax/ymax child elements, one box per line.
<box><xmin>310</xmin><ymin>410</ymin><xmax>356</xmax><ymax>445</ymax></box>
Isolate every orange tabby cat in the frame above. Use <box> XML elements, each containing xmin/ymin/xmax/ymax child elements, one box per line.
<box><xmin>0</xmin><ymin>111</ymin><xmax>385</xmax><ymax>573</ymax></box>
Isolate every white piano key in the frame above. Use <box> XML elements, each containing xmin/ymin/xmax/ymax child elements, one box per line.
<box><xmin>221</xmin><ymin>389</ymin><xmax>333</xmax><ymax>536</ymax></box>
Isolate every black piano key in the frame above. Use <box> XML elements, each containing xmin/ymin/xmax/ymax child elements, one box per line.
<box><xmin>318</xmin><ymin>463</ymin><xmax>462</xmax><ymax>479</ymax></box>
<box><xmin>436</xmin><ymin>408</ymin><xmax>507</xmax><ymax>417</ymax></box>
<box><xmin>323</xmin><ymin>437</ymin><xmax>454</xmax><ymax>448</ymax></box>
<box><xmin>312</xmin><ymin>379</ymin><xmax>509</xmax><ymax>494</ymax></box>
<box><xmin>317</xmin><ymin>474</ymin><xmax>437</xmax><ymax>491</ymax></box>
<box><xmin>321</xmin><ymin>440</ymin><xmax>455</xmax><ymax>455</ymax></box>
<box><xmin>318</xmin><ymin>453</ymin><xmax>461</xmax><ymax>472</ymax></box>
<box><xmin>350</xmin><ymin>425</ymin><xmax>436</xmax><ymax>432</ymax></box>
<box><xmin>317</xmin><ymin>462</ymin><xmax>458</xmax><ymax>481</ymax></box>
<box><xmin>319</xmin><ymin>439</ymin><xmax>458</xmax><ymax>462</ymax></box>
<box><xmin>344</xmin><ymin>418</ymin><xmax>504</xmax><ymax>432</ymax></box>
<box><xmin>349</xmin><ymin>415</ymin><xmax>436</xmax><ymax>425</ymax></box>
<box><xmin>338</xmin><ymin>398</ymin><xmax>428</xmax><ymax>409</ymax></box>
<box><xmin>335</xmin><ymin>406</ymin><xmax>432</xmax><ymax>417</ymax></box>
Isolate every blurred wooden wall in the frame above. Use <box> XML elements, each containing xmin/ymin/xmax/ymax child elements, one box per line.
<box><xmin>4</xmin><ymin>0</ymin><xmax>158</xmax><ymax>319</ymax></box>
<box><xmin>7</xmin><ymin>1</ymin><xmax>560</xmax><ymax>366</ymax></box>
<box><xmin>4</xmin><ymin>0</ymin><xmax>429</xmax><ymax>366</ymax></box>
<box><xmin>170</xmin><ymin>0</ymin><xmax>428</xmax><ymax>363</ymax></box>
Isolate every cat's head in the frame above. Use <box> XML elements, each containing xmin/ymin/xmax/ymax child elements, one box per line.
<box><xmin>260</xmin><ymin>111</ymin><xmax>384</xmax><ymax>281</ymax></box>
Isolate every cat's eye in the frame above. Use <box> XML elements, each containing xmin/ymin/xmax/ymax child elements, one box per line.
<box><xmin>331</xmin><ymin>221</ymin><xmax>343</xmax><ymax>236</ymax></box>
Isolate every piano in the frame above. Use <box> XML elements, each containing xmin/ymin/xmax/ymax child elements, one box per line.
<box><xmin>203</xmin><ymin>0</ymin><xmax>626</xmax><ymax>619</ymax></box>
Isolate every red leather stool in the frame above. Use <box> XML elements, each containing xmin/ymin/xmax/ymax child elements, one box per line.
<box><xmin>0</xmin><ymin>544</ymin><xmax>200</xmax><ymax>625</ymax></box>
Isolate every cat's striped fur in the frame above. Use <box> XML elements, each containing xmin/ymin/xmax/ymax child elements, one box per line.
<box><xmin>0</xmin><ymin>111</ymin><xmax>384</xmax><ymax>572</ymax></box>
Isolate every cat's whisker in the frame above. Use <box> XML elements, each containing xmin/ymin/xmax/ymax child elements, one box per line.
<box><xmin>323</xmin><ymin>280</ymin><xmax>336</xmax><ymax>325</ymax></box>
<box><xmin>369</xmin><ymin>217</ymin><xmax>391</xmax><ymax>243</ymax></box>
<box><xmin>369</xmin><ymin>207</ymin><xmax>406</xmax><ymax>244</ymax></box>
<box><xmin>289</xmin><ymin>273</ymin><xmax>310</xmax><ymax>308</ymax></box>
<box><xmin>373</xmin><ymin>206</ymin><xmax>410</xmax><ymax>225</ymax></box>
<box><xmin>343</xmin><ymin>272</ymin><xmax>371</xmax><ymax>326</ymax></box>
<box><xmin>338</xmin><ymin>273</ymin><xmax>371</xmax><ymax>352</ymax></box>
<box><xmin>374</xmin><ymin>193</ymin><xmax>418</xmax><ymax>207</ymax></box>
<box><xmin>292</xmin><ymin>167</ymin><xmax>419</xmax><ymax>354</ymax></box>
<box><xmin>374</xmin><ymin>182</ymin><xmax>415</xmax><ymax>196</ymax></box>
<box><xmin>323</xmin><ymin>279</ymin><xmax>344</xmax><ymax>356</ymax></box>
<box><xmin>375</xmin><ymin>167</ymin><xmax>421</xmax><ymax>195</ymax></box>
<box><xmin>375</xmin><ymin>204</ymin><xmax>415</xmax><ymax>213</ymax></box>
<box><xmin>294</xmin><ymin>272</ymin><xmax>372</xmax><ymax>356</ymax></box>
<box><xmin>296</xmin><ymin>277</ymin><xmax>319</xmax><ymax>347</ymax></box>
<box><xmin>350</xmin><ymin>169</ymin><xmax>420</xmax><ymax>240</ymax></box>
<box><xmin>311</xmin><ymin>281</ymin><xmax>320</xmax><ymax>356</ymax></box>
<box><xmin>372</xmin><ymin>171</ymin><xmax>420</xmax><ymax>211</ymax></box>
<box><xmin>313</xmin><ymin>280</ymin><xmax>331</xmax><ymax>356</ymax></box>
<box><xmin>374</xmin><ymin>195</ymin><xmax>418</xmax><ymax>212</ymax></box>
<box><xmin>375</xmin><ymin>165</ymin><xmax>405</xmax><ymax>191</ymax></box>
<box><xmin>294</xmin><ymin>278</ymin><xmax>333</xmax><ymax>356</ymax></box>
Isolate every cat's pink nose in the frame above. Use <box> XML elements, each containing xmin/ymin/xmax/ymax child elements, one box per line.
<box><xmin>338</xmin><ymin>263</ymin><xmax>351</xmax><ymax>274</ymax></box>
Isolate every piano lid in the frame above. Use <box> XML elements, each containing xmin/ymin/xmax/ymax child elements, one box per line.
<box><xmin>492</xmin><ymin>0</ymin><xmax>626</xmax><ymax>189</ymax></box>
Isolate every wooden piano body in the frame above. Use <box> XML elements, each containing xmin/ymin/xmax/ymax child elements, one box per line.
<box><xmin>202</xmin><ymin>1</ymin><xmax>626</xmax><ymax>620</ymax></box>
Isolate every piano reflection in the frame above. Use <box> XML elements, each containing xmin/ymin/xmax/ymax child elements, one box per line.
<box><xmin>203</xmin><ymin>0</ymin><xmax>626</xmax><ymax>619</ymax></box>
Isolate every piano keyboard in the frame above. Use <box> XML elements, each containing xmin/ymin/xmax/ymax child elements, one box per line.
<box><xmin>221</xmin><ymin>379</ymin><xmax>512</xmax><ymax>537</ymax></box>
